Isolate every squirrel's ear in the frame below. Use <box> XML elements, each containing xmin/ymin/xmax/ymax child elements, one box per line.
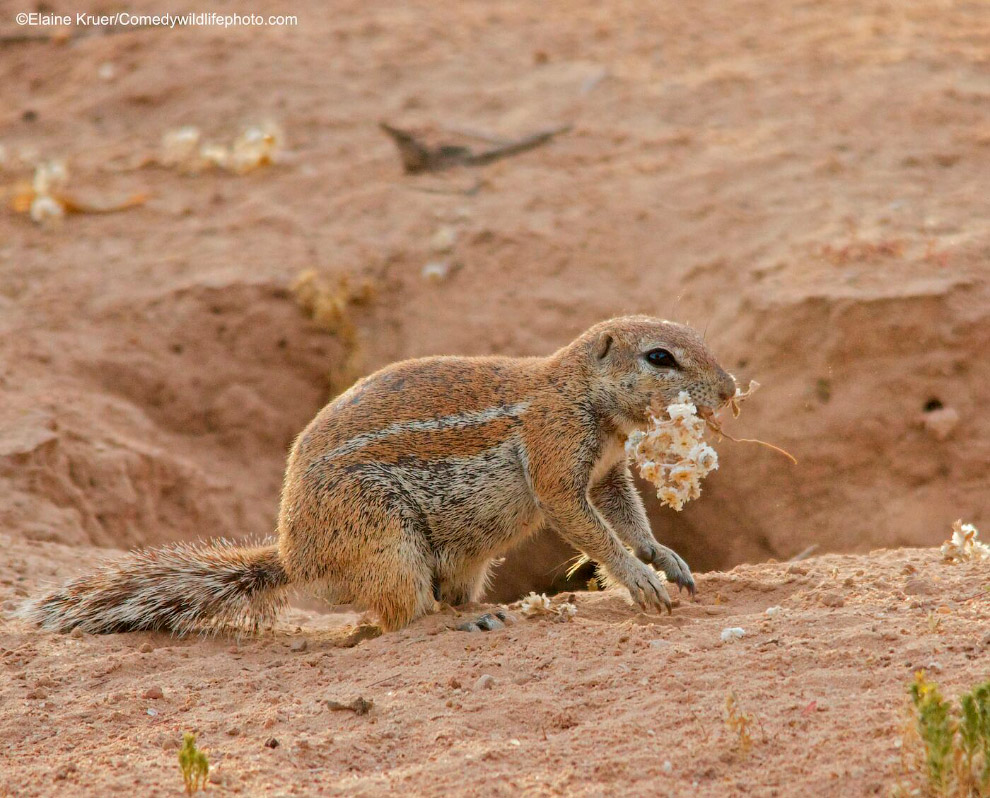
<box><xmin>593</xmin><ymin>333</ymin><xmax>614</xmax><ymax>361</ymax></box>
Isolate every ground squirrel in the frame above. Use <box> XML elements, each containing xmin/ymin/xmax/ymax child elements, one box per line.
<box><xmin>24</xmin><ymin>316</ymin><xmax>736</xmax><ymax>635</ymax></box>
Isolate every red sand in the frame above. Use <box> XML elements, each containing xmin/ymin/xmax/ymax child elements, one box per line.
<box><xmin>1</xmin><ymin>0</ymin><xmax>987</xmax><ymax>794</ymax></box>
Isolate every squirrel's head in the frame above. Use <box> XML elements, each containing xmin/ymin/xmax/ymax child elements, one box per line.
<box><xmin>575</xmin><ymin>316</ymin><xmax>736</xmax><ymax>429</ymax></box>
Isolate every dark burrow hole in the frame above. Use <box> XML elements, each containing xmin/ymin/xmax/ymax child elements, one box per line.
<box><xmin>923</xmin><ymin>398</ymin><xmax>943</xmax><ymax>412</ymax></box>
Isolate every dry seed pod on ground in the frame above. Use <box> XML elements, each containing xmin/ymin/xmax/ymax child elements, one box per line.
<box><xmin>159</xmin><ymin>122</ymin><xmax>283</xmax><ymax>174</ymax></box>
<box><xmin>515</xmin><ymin>592</ymin><xmax>576</xmax><ymax>620</ymax></box>
<box><xmin>10</xmin><ymin>159</ymin><xmax>146</xmax><ymax>225</ymax></box>
<box><xmin>941</xmin><ymin>520</ymin><xmax>989</xmax><ymax>563</ymax></box>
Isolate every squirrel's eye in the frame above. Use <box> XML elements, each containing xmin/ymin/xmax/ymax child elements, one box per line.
<box><xmin>645</xmin><ymin>348</ymin><xmax>678</xmax><ymax>369</ymax></box>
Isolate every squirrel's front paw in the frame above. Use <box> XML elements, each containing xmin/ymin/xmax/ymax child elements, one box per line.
<box><xmin>636</xmin><ymin>543</ymin><xmax>696</xmax><ymax>597</ymax></box>
<box><xmin>621</xmin><ymin>561</ymin><xmax>672</xmax><ymax>615</ymax></box>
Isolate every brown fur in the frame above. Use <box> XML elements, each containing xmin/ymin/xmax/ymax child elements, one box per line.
<box><xmin>24</xmin><ymin>316</ymin><xmax>734</xmax><ymax>635</ymax></box>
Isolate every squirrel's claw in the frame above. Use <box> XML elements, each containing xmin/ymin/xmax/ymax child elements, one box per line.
<box><xmin>625</xmin><ymin>562</ymin><xmax>673</xmax><ymax>615</ymax></box>
<box><xmin>636</xmin><ymin>543</ymin><xmax>696</xmax><ymax>599</ymax></box>
<box><xmin>456</xmin><ymin>609</ymin><xmax>514</xmax><ymax>632</ymax></box>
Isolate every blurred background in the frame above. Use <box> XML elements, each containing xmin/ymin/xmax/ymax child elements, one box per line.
<box><xmin>0</xmin><ymin>0</ymin><xmax>986</xmax><ymax>601</ymax></box>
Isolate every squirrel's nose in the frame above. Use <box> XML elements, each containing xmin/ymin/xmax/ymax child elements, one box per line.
<box><xmin>717</xmin><ymin>372</ymin><xmax>736</xmax><ymax>403</ymax></box>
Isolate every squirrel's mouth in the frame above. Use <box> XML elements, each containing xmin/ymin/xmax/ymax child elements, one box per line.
<box><xmin>695</xmin><ymin>400</ymin><xmax>731</xmax><ymax>420</ymax></box>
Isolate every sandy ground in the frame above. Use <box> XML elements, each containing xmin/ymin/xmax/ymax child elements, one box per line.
<box><xmin>1</xmin><ymin>0</ymin><xmax>988</xmax><ymax>795</ymax></box>
<box><xmin>2</xmin><ymin>538</ymin><xmax>988</xmax><ymax>796</ymax></box>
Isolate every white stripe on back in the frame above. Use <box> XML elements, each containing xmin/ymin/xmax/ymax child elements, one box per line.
<box><xmin>314</xmin><ymin>401</ymin><xmax>531</xmax><ymax>464</ymax></box>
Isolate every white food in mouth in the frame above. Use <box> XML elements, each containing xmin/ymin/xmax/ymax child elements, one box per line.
<box><xmin>625</xmin><ymin>391</ymin><xmax>719</xmax><ymax>512</ymax></box>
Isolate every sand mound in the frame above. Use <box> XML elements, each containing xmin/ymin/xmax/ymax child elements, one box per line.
<box><xmin>0</xmin><ymin>281</ymin><xmax>345</xmax><ymax>549</ymax></box>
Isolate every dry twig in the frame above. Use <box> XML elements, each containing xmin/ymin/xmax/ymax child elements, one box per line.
<box><xmin>379</xmin><ymin>122</ymin><xmax>571</xmax><ymax>174</ymax></box>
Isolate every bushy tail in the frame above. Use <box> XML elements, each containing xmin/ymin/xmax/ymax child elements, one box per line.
<box><xmin>20</xmin><ymin>540</ymin><xmax>290</xmax><ymax>635</ymax></box>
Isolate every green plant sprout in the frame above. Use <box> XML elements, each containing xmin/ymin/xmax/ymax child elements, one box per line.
<box><xmin>909</xmin><ymin>671</ymin><xmax>990</xmax><ymax>797</ymax></box>
<box><xmin>178</xmin><ymin>732</ymin><xmax>209</xmax><ymax>795</ymax></box>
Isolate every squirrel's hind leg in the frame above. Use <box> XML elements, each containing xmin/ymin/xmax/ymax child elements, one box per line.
<box><xmin>434</xmin><ymin>558</ymin><xmax>515</xmax><ymax>632</ymax></box>
<box><xmin>435</xmin><ymin>556</ymin><xmax>493</xmax><ymax>605</ymax></box>
<box><xmin>361</xmin><ymin>519</ymin><xmax>437</xmax><ymax>633</ymax></box>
